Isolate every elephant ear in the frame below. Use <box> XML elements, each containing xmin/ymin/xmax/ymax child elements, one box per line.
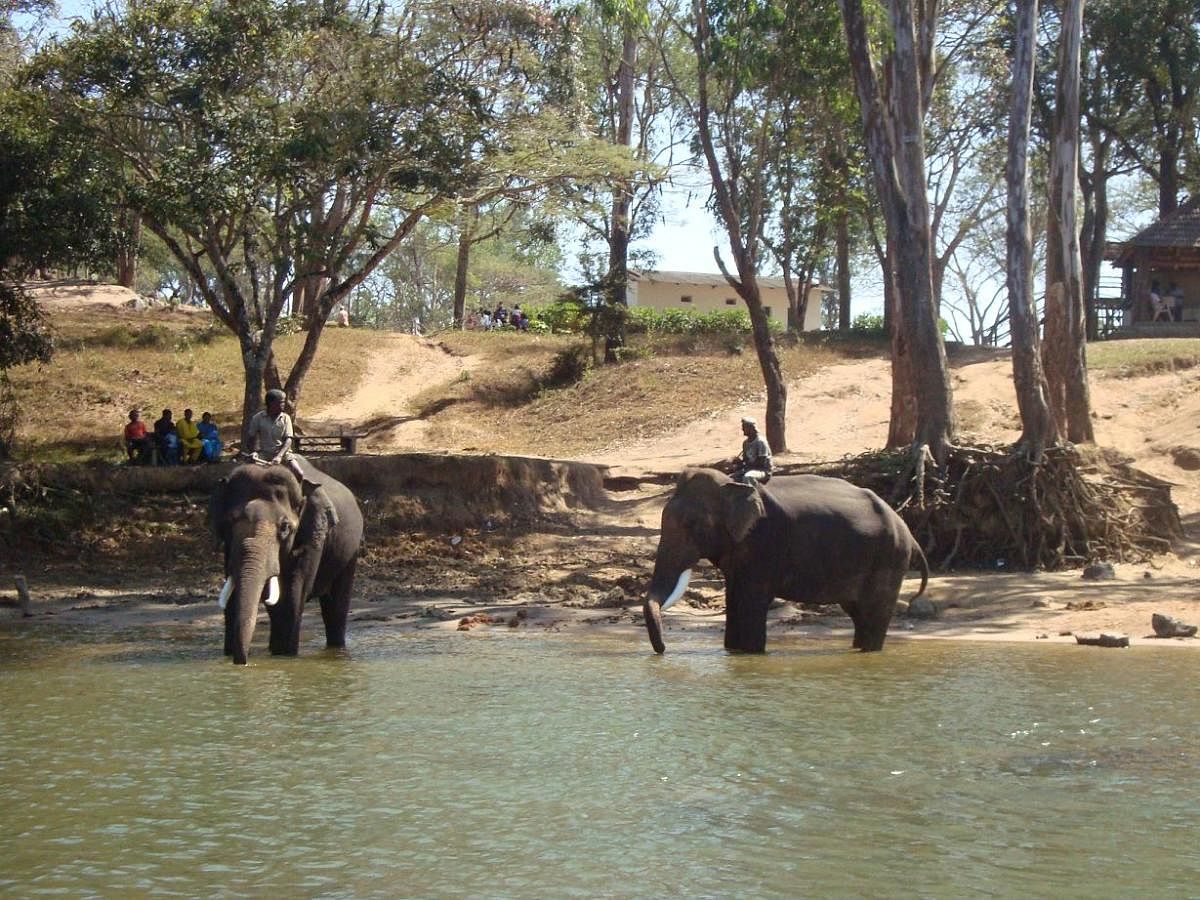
<box><xmin>721</xmin><ymin>481</ymin><xmax>766</xmax><ymax>544</ymax></box>
<box><xmin>297</xmin><ymin>479</ymin><xmax>340</xmax><ymax>549</ymax></box>
<box><xmin>209</xmin><ymin>476</ymin><xmax>231</xmax><ymax>551</ymax></box>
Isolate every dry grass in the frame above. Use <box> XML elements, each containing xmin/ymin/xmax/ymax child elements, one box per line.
<box><xmin>7</xmin><ymin>306</ymin><xmax>387</xmax><ymax>462</ymax></box>
<box><xmin>415</xmin><ymin>331</ymin><xmax>851</xmax><ymax>456</ymax></box>
<box><xmin>1089</xmin><ymin>338</ymin><xmax>1200</xmax><ymax>375</ymax></box>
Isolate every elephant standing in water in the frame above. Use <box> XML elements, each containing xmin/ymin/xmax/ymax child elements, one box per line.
<box><xmin>643</xmin><ymin>468</ymin><xmax>928</xmax><ymax>654</ymax></box>
<box><xmin>210</xmin><ymin>457</ymin><xmax>364</xmax><ymax>665</ymax></box>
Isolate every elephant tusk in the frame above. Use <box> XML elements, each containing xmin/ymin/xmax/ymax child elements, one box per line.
<box><xmin>264</xmin><ymin>576</ymin><xmax>280</xmax><ymax>607</ymax></box>
<box><xmin>660</xmin><ymin>569</ymin><xmax>692</xmax><ymax>612</ymax></box>
<box><xmin>217</xmin><ymin>576</ymin><xmax>233</xmax><ymax>610</ymax></box>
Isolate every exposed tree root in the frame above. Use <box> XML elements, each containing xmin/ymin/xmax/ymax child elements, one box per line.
<box><xmin>788</xmin><ymin>443</ymin><xmax>1182</xmax><ymax>571</ymax></box>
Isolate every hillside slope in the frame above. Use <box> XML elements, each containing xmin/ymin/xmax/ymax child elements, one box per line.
<box><xmin>314</xmin><ymin>333</ymin><xmax>1200</xmax><ymax>527</ymax></box>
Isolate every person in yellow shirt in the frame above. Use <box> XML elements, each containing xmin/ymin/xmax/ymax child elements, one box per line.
<box><xmin>177</xmin><ymin>408</ymin><xmax>203</xmax><ymax>463</ymax></box>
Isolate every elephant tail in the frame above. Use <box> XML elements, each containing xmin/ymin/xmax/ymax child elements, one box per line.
<box><xmin>909</xmin><ymin>542</ymin><xmax>929</xmax><ymax>598</ymax></box>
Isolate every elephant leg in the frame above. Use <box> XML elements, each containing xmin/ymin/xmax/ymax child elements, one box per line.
<box><xmin>844</xmin><ymin>603</ymin><xmax>867</xmax><ymax>650</ymax></box>
<box><xmin>223</xmin><ymin>609</ymin><xmax>236</xmax><ymax>656</ymax></box>
<box><xmin>723</xmin><ymin>579</ymin><xmax>771</xmax><ymax>653</ymax></box>
<box><xmin>267</xmin><ymin>598</ymin><xmax>303</xmax><ymax>656</ymax></box>
<box><xmin>854</xmin><ymin>569</ymin><xmax>904</xmax><ymax>652</ymax></box>
<box><xmin>319</xmin><ymin>559</ymin><xmax>357</xmax><ymax>649</ymax></box>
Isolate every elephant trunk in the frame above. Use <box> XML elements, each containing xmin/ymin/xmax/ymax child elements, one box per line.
<box><xmin>643</xmin><ymin>568</ymin><xmax>692</xmax><ymax>655</ymax></box>
<box><xmin>226</xmin><ymin>533</ymin><xmax>280</xmax><ymax>665</ymax></box>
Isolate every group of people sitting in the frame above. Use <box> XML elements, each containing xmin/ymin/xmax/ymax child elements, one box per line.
<box><xmin>123</xmin><ymin>407</ymin><xmax>223</xmax><ymax>465</ymax></box>
<box><xmin>466</xmin><ymin>302</ymin><xmax>531</xmax><ymax>332</ymax></box>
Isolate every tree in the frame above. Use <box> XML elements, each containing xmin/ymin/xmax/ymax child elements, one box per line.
<box><xmin>567</xmin><ymin>0</ymin><xmax>681</xmax><ymax>359</ymax></box>
<box><xmin>27</xmin><ymin>0</ymin><xmax>582</xmax><ymax>437</ymax></box>
<box><xmin>1041</xmin><ymin>0</ymin><xmax>1094</xmax><ymax>443</ymax></box>
<box><xmin>840</xmin><ymin>0</ymin><xmax>957</xmax><ymax>464</ymax></box>
<box><xmin>0</xmin><ymin>279</ymin><xmax>52</xmax><ymax>458</ymax></box>
<box><xmin>662</xmin><ymin>0</ymin><xmax>813</xmax><ymax>452</ymax></box>
<box><xmin>1087</xmin><ymin>0</ymin><xmax>1200</xmax><ymax>217</ymax></box>
<box><xmin>1005</xmin><ymin>0</ymin><xmax>1058</xmax><ymax>457</ymax></box>
<box><xmin>756</xmin><ymin>0</ymin><xmax>861</xmax><ymax>335</ymax></box>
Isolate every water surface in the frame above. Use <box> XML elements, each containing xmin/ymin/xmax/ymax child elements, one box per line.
<box><xmin>2</xmin><ymin>626</ymin><xmax>1197</xmax><ymax>897</ymax></box>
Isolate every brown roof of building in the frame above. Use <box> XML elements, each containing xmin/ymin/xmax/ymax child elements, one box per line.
<box><xmin>1112</xmin><ymin>197</ymin><xmax>1200</xmax><ymax>264</ymax></box>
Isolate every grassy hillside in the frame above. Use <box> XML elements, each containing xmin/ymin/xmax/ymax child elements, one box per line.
<box><xmin>413</xmin><ymin>331</ymin><xmax>863</xmax><ymax>456</ymax></box>
<box><xmin>7</xmin><ymin>304</ymin><xmax>389</xmax><ymax>462</ymax></box>
<box><xmin>8</xmin><ymin>291</ymin><xmax>1200</xmax><ymax>464</ymax></box>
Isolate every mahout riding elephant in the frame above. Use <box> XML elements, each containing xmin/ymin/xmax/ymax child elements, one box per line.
<box><xmin>642</xmin><ymin>467</ymin><xmax>928</xmax><ymax>654</ymax></box>
<box><xmin>210</xmin><ymin>456</ymin><xmax>364</xmax><ymax>665</ymax></box>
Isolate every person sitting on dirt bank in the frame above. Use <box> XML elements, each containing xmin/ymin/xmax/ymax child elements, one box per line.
<box><xmin>176</xmin><ymin>408</ymin><xmax>202</xmax><ymax>464</ymax></box>
<box><xmin>123</xmin><ymin>408</ymin><xmax>151</xmax><ymax>464</ymax></box>
<box><xmin>733</xmin><ymin>416</ymin><xmax>773</xmax><ymax>486</ymax></box>
<box><xmin>243</xmin><ymin>388</ymin><xmax>305</xmax><ymax>480</ymax></box>
<box><xmin>153</xmin><ymin>408</ymin><xmax>180</xmax><ymax>465</ymax></box>
<box><xmin>197</xmin><ymin>412</ymin><xmax>223</xmax><ymax>462</ymax></box>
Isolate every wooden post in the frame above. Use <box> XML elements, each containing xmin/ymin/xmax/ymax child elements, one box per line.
<box><xmin>14</xmin><ymin>575</ymin><xmax>32</xmax><ymax>617</ymax></box>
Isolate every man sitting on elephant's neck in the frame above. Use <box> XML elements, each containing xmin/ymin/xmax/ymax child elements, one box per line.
<box><xmin>733</xmin><ymin>417</ymin><xmax>773</xmax><ymax>486</ymax></box>
<box><xmin>244</xmin><ymin>389</ymin><xmax>304</xmax><ymax>481</ymax></box>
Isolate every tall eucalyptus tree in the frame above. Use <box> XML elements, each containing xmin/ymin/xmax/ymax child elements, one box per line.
<box><xmin>1006</xmin><ymin>0</ymin><xmax>1058</xmax><ymax>457</ymax></box>
<box><xmin>1042</xmin><ymin>0</ymin><xmax>1094</xmax><ymax>442</ymax></box>
<box><xmin>840</xmin><ymin>0</ymin><xmax>957</xmax><ymax>464</ymax></box>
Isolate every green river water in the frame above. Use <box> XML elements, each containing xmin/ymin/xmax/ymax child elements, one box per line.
<box><xmin>1</xmin><ymin>625</ymin><xmax>1198</xmax><ymax>897</ymax></box>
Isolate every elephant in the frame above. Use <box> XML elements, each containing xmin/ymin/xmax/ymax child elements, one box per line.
<box><xmin>642</xmin><ymin>467</ymin><xmax>928</xmax><ymax>654</ymax></box>
<box><xmin>210</xmin><ymin>456</ymin><xmax>364</xmax><ymax>665</ymax></box>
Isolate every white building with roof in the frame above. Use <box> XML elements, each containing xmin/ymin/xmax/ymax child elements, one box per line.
<box><xmin>626</xmin><ymin>270</ymin><xmax>830</xmax><ymax>331</ymax></box>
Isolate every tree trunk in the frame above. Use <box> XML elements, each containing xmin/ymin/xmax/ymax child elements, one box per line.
<box><xmin>884</xmin><ymin>245</ymin><xmax>916</xmax><ymax>447</ymax></box>
<box><xmin>1006</xmin><ymin>0</ymin><xmax>1058</xmax><ymax>457</ymax></box>
<box><xmin>841</xmin><ymin>0</ymin><xmax>955</xmax><ymax>463</ymax></box>
<box><xmin>239</xmin><ymin>342</ymin><xmax>269</xmax><ymax>448</ymax></box>
<box><xmin>1041</xmin><ymin>0</ymin><xmax>1094</xmax><ymax>443</ymax></box>
<box><xmin>837</xmin><ymin>207</ymin><xmax>852</xmax><ymax>330</ymax></box>
<box><xmin>115</xmin><ymin>209</ymin><xmax>141</xmax><ymax>289</ymax></box>
<box><xmin>1159</xmin><ymin>141</ymin><xmax>1179</xmax><ymax>217</ymax></box>
<box><xmin>743</xmin><ymin>277</ymin><xmax>788</xmax><ymax>453</ymax></box>
<box><xmin>452</xmin><ymin>209</ymin><xmax>474</xmax><ymax>330</ymax></box>
<box><xmin>281</xmin><ymin>315</ymin><xmax>328</xmax><ymax>423</ymax></box>
<box><xmin>604</xmin><ymin>24</ymin><xmax>638</xmax><ymax>364</ymax></box>
<box><xmin>688</xmin><ymin>0</ymin><xmax>788</xmax><ymax>452</ymax></box>
<box><xmin>1079</xmin><ymin>132</ymin><xmax>1109</xmax><ymax>342</ymax></box>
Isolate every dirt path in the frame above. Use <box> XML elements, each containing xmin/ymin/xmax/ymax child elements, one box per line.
<box><xmin>304</xmin><ymin>334</ymin><xmax>479</xmax><ymax>451</ymax></box>
<box><xmin>587</xmin><ymin>357</ymin><xmax>896</xmax><ymax>474</ymax></box>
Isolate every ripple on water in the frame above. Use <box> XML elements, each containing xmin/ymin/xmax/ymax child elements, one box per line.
<box><xmin>1</xmin><ymin>628</ymin><xmax>1199</xmax><ymax>895</ymax></box>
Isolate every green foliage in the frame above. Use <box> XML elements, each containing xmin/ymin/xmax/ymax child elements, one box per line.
<box><xmin>626</xmin><ymin>304</ymin><xmax>784</xmax><ymax>335</ymax></box>
<box><xmin>0</xmin><ymin>280</ymin><xmax>52</xmax><ymax>370</ymax></box>
<box><xmin>526</xmin><ymin>297</ymin><xmax>787</xmax><ymax>338</ymax></box>
<box><xmin>0</xmin><ymin>87</ymin><xmax>118</xmax><ymax>276</ymax></box>
<box><xmin>850</xmin><ymin>312</ymin><xmax>886</xmax><ymax>333</ymax></box>
<box><xmin>0</xmin><ymin>279</ymin><xmax>52</xmax><ymax>459</ymax></box>
<box><xmin>20</xmin><ymin>0</ymin><xmax>590</xmax><ymax>430</ymax></box>
<box><xmin>527</xmin><ymin>299</ymin><xmax>587</xmax><ymax>334</ymax></box>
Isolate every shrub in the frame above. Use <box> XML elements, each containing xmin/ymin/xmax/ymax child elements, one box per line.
<box><xmin>626</xmin><ymin>304</ymin><xmax>781</xmax><ymax>336</ymax></box>
<box><xmin>527</xmin><ymin>300</ymin><xmax>585</xmax><ymax>335</ymax></box>
<box><xmin>544</xmin><ymin>344</ymin><xmax>591</xmax><ymax>387</ymax></box>
<box><xmin>851</xmin><ymin>313</ymin><xmax>885</xmax><ymax>332</ymax></box>
<box><xmin>131</xmin><ymin>324</ymin><xmax>176</xmax><ymax>349</ymax></box>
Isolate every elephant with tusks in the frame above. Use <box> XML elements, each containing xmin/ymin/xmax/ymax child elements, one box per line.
<box><xmin>643</xmin><ymin>468</ymin><xmax>928</xmax><ymax>654</ymax></box>
<box><xmin>210</xmin><ymin>457</ymin><xmax>363</xmax><ymax>665</ymax></box>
